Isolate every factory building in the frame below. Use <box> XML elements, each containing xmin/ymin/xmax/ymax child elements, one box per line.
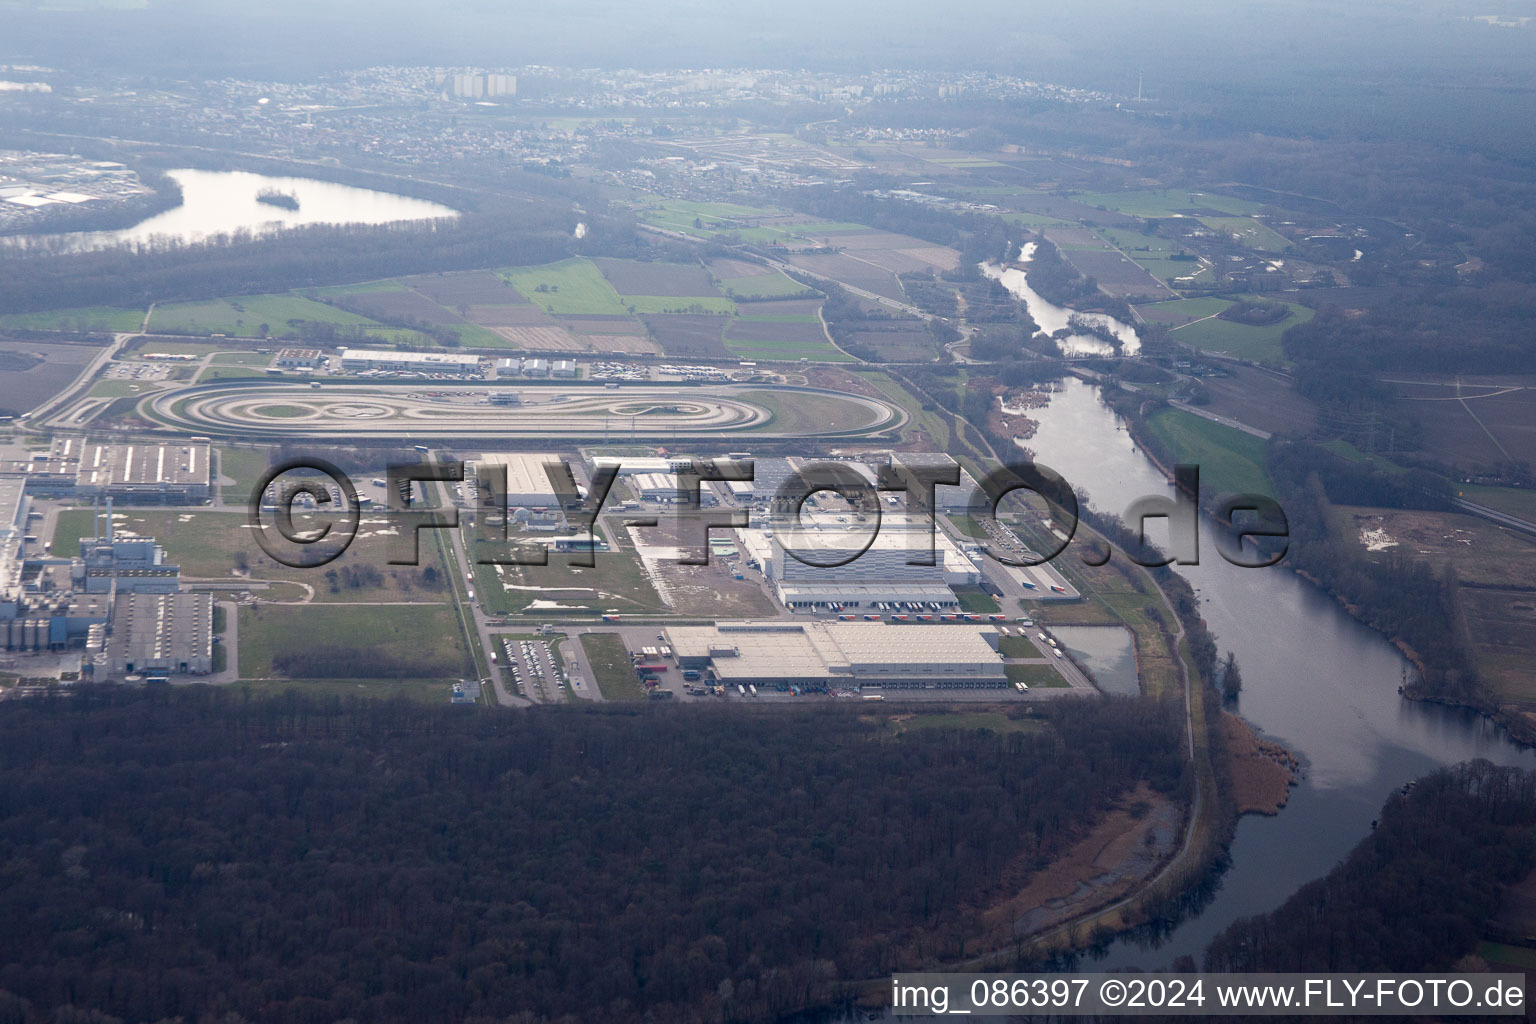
<box><xmin>665</xmin><ymin>620</ymin><xmax>1007</xmax><ymax>688</ymax></box>
<box><xmin>473</xmin><ymin>452</ymin><xmax>569</xmax><ymax>526</ymax></box>
<box><xmin>103</xmin><ymin>592</ymin><xmax>214</xmax><ymax>679</ymax></box>
<box><xmin>591</xmin><ymin>456</ymin><xmax>697</xmax><ymax>477</ymax></box>
<box><xmin>274</xmin><ymin>348</ymin><xmax>323</xmax><ymax>368</ymax></box>
<box><xmin>0</xmin><ymin>437</ymin><xmax>212</xmax><ymax>504</ymax></box>
<box><xmin>0</xmin><ymin>477</ymin><xmax>30</xmax><ymax>620</ymax></box>
<box><xmin>738</xmin><ymin>513</ymin><xmax>978</xmax><ymax>610</ymax></box>
<box><xmin>338</xmin><ymin>348</ymin><xmax>483</xmax><ymax>375</ymax></box>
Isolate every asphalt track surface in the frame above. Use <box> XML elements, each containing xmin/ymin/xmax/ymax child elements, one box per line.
<box><xmin>139</xmin><ymin>381</ymin><xmax>903</xmax><ymax>441</ymax></box>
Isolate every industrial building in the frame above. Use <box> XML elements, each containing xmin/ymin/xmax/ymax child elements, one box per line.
<box><xmin>0</xmin><ymin>436</ymin><xmax>212</xmax><ymax>504</ymax></box>
<box><xmin>738</xmin><ymin>513</ymin><xmax>979</xmax><ymax>610</ymax></box>
<box><xmin>103</xmin><ymin>591</ymin><xmax>214</xmax><ymax>678</ymax></box>
<box><xmin>338</xmin><ymin>348</ymin><xmax>483</xmax><ymax>375</ymax></box>
<box><xmin>0</xmin><ymin>478</ymin><xmax>30</xmax><ymax>620</ymax></box>
<box><xmin>591</xmin><ymin>456</ymin><xmax>697</xmax><ymax>477</ymax></box>
<box><xmin>274</xmin><ymin>348</ymin><xmax>323</xmax><ymax>368</ymax></box>
<box><xmin>665</xmin><ymin>620</ymin><xmax>1007</xmax><ymax>688</ymax></box>
<box><xmin>2</xmin><ymin>502</ymin><xmax>185</xmax><ymax>668</ymax></box>
<box><xmin>552</xmin><ymin>359</ymin><xmax>578</xmax><ymax>378</ymax></box>
<box><xmin>473</xmin><ymin>452</ymin><xmax>569</xmax><ymax>525</ymax></box>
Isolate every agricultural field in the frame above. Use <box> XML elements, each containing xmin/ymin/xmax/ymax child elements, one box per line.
<box><xmin>500</xmin><ymin>258</ymin><xmax>632</xmax><ymax>315</ymax></box>
<box><xmin>1197</xmin><ymin>364</ymin><xmax>1319</xmax><ymax>436</ymax></box>
<box><xmin>637</xmin><ymin>199</ymin><xmax>800</xmax><ymax>244</ymax></box>
<box><xmin>1339</xmin><ymin>504</ymin><xmax>1536</xmax><ymax>704</ymax></box>
<box><xmin>639</xmin><ymin>314</ymin><xmax>732</xmax><ymax>359</ymax></box>
<box><xmin>593</xmin><ymin>258</ymin><xmax>720</xmax><ymax>297</ymax></box>
<box><xmin>0</xmin><ymin>340</ymin><xmax>101</xmax><ymax>416</ymax></box>
<box><xmin>840</xmin><ymin>324</ymin><xmax>938</xmax><ymax>362</ymax></box>
<box><xmin>1462</xmin><ymin>484</ymin><xmax>1536</xmax><ymax>522</ymax></box>
<box><xmin>781</xmin><ymin>252</ymin><xmax>907</xmax><ymax>301</ymax></box>
<box><xmin>1387</xmin><ymin>375</ymin><xmax>1536</xmax><ymax>472</ymax></box>
<box><xmin>1199</xmin><ymin>217</ymin><xmax>1292</xmax><ymax>253</ymax></box>
<box><xmin>713</xmin><ymin>265</ymin><xmax>820</xmax><ymax>300</ymax></box>
<box><xmin>0</xmin><ymin>305</ymin><xmax>146</xmax><ymax>332</ymax></box>
<box><xmin>723</xmin><ymin>318</ymin><xmax>847</xmax><ymax>361</ymax></box>
<box><xmin>1060</xmin><ymin>248</ymin><xmax>1173</xmax><ymax>300</ymax></box>
<box><xmin>1145</xmin><ymin>407</ymin><xmax>1274</xmax><ymax>497</ymax></box>
<box><xmin>1169</xmin><ymin>298</ymin><xmax>1313</xmax><ymax>365</ymax></box>
<box><xmin>1074</xmin><ymin>189</ymin><xmax>1266</xmax><ymax>219</ymax></box>
<box><xmin>147</xmin><ymin>293</ymin><xmax>384</xmax><ymax>337</ymax></box>
<box><xmin>1135</xmin><ymin>296</ymin><xmax>1234</xmax><ymax>327</ymax></box>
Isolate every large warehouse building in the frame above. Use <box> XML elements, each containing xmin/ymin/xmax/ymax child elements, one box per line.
<box><xmin>0</xmin><ymin>436</ymin><xmax>212</xmax><ymax>503</ymax></box>
<box><xmin>738</xmin><ymin>513</ymin><xmax>979</xmax><ymax>611</ymax></box>
<box><xmin>473</xmin><ymin>452</ymin><xmax>569</xmax><ymax>526</ymax></box>
<box><xmin>665</xmin><ymin>620</ymin><xmax>1006</xmax><ymax>688</ymax></box>
<box><xmin>103</xmin><ymin>591</ymin><xmax>214</xmax><ymax>678</ymax></box>
<box><xmin>338</xmin><ymin>348</ymin><xmax>483</xmax><ymax>375</ymax></box>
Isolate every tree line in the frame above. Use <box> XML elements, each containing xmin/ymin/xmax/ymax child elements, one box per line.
<box><xmin>1207</xmin><ymin>761</ymin><xmax>1536</xmax><ymax>971</ymax></box>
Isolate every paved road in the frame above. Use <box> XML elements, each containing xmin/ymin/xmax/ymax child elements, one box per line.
<box><xmin>1167</xmin><ymin>399</ymin><xmax>1274</xmax><ymax>440</ymax></box>
<box><xmin>210</xmin><ymin>600</ymin><xmax>240</xmax><ymax>684</ymax></box>
<box><xmin>22</xmin><ymin>330</ymin><xmax>137</xmax><ymax>429</ymax></box>
<box><xmin>1453</xmin><ymin>497</ymin><xmax>1536</xmax><ymax>538</ymax></box>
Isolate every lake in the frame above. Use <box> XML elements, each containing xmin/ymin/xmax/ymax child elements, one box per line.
<box><xmin>12</xmin><ymin>168</ymin><xmax>458</xmax><ymax>252</ymax></box>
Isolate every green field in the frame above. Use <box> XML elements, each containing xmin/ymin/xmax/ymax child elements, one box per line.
<box><xmin>623</xmin><ymin>295</ymin><xmax>736</xmax><ymax>315</ymax></box>
<box><xmin>1006</xmin><ymin>663</ymin><xmax>1068</xmax><ymax>687</ymax></box>
<box><xmin>53</xmin><ymin>507</ymin><xmax>453</xmax><ymax>604</ymax></box>
<box><xmin>1199</xmin><ymin>217</ymin><xmax>1292</xmax><ymax>252</ymax></box>
<box><xmin>1462</xmin><ymin>484</ymin><xmax>1536</xmax><ymax>522</ymax></box>
<box><xmin>1075</xmin><ymin>189</ymin><xmax>1266</xmax><ymax>218</ymax></box>
<box><xmin>238</xmin><ymin>604</ymin><xmax>472</xmax><ymax>687</ymax></box>
<box><xmin>1170</xmin><ymin>299</ymin><xmax>1312</xmax><ymax>364</ymax></box>
<box><xmin>579</xmin><ymin>632</ymin><xmax>649</xmax><ymax>700</ymax></box>
<box><xmin>0</xmin><ymin>305</ymin><xmax>147</xmax><ymax>332</ymax></box>
<box><xmin>722</xmin><ymin>334</ymin><xmax>850</xmax><ymax>362</ymax></box>
<box><xmin>1145</xmin><ymin>408</ymin><xmax>1274</xmax><ymax>497</ymax></box>
<box><xmin>1003</xmin><ymin>212</ymin><xmax>1077</xmax><ymax>229</ymax></box>
<box><xmin>954</xmin><ymin>586</ymin><xmax>1001</xmax><ymax>613</ymax></box>
<box><xmin>217</xmin><ymin>446</ymin><xmax>275</xmax><ymax>501</ymax></box>
<box><xmin>998</xmin><ymin>636</ymin><xmax>1041</xmax><ymax>658</ymax></box>
<box><xmin>1135</xmin><ymin>257</ymin><xmax>1216</xmax><ymax>286</ymax></box>
<box><xmin>469</xmin><ymin>544</ymin><xmax>666</xmax><ymax>617</ymax></box>
<box><xmin>499</xmin><ymin>258</ymin><xmax>631</xmax><ymax>315</ymax></box>
<box><xmin>148</xmin><ymin>293</ymin><xmax>383</xmax><ymax>337</ymax></box>
<box><xmin>1136</xmin><ymin>296</ymin><xmax>1233</xmax><ymax>324</ymax></box>
<box><xmin>198</xmin><ymin>366</ymin><xmax>272</xmax><ymax>382</ymax></box>
<box><xmin>88</xmin><ymin>380</ymin><xmax>153</xmax><ymax>398</ymax></box>
<box><xmin>717</xmin><ymin>272</ymin><xmax>819</xmax><ymax>300</ymax></box>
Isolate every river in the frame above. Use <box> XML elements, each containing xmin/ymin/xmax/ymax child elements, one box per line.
<box><xmin>834</xmin><ymin>267</ymin><xmax>1531</xmax><ymax>1019</ymax></box>
<box><xmin>11</xmin><ymin>168</ymin><xmax>458</xmax><ymax>252</ymax></box>
<box><xmin>1025</xmin><ymin>375</ymin><xmax>1535</xmax><ymax>967</ymax></box>
<box><xmin>980</xmin><ymin>245</ymin><xmax>1141</xmax><ymax>357</ymax></box>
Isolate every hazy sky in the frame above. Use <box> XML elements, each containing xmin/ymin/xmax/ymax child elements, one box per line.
<box><xmin>3</xmin><ymin>0</ymin><xmax>1532</xmax><ymax>87</ymax></box>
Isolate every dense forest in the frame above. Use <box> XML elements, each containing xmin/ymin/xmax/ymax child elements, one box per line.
<box><xmin>0</xmin><ymin>689</ymin><xmax>1188</xmax><ymax>1024</ymax></box>
<box><xmin>0</xmin><ymin>201</ymin><xmax>591</xmax><ymax>315</ymax></box>
<box><xmin>1206</xmin><ymin>761</ymin><xmax>1536</xmax><ymax>971</ymax></box>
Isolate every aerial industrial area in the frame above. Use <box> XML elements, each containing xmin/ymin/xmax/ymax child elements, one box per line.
<box><xmin>2</xmin><ymin>11</ymin><xmax>1535</xmax><ymax>1014</ymax></box>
